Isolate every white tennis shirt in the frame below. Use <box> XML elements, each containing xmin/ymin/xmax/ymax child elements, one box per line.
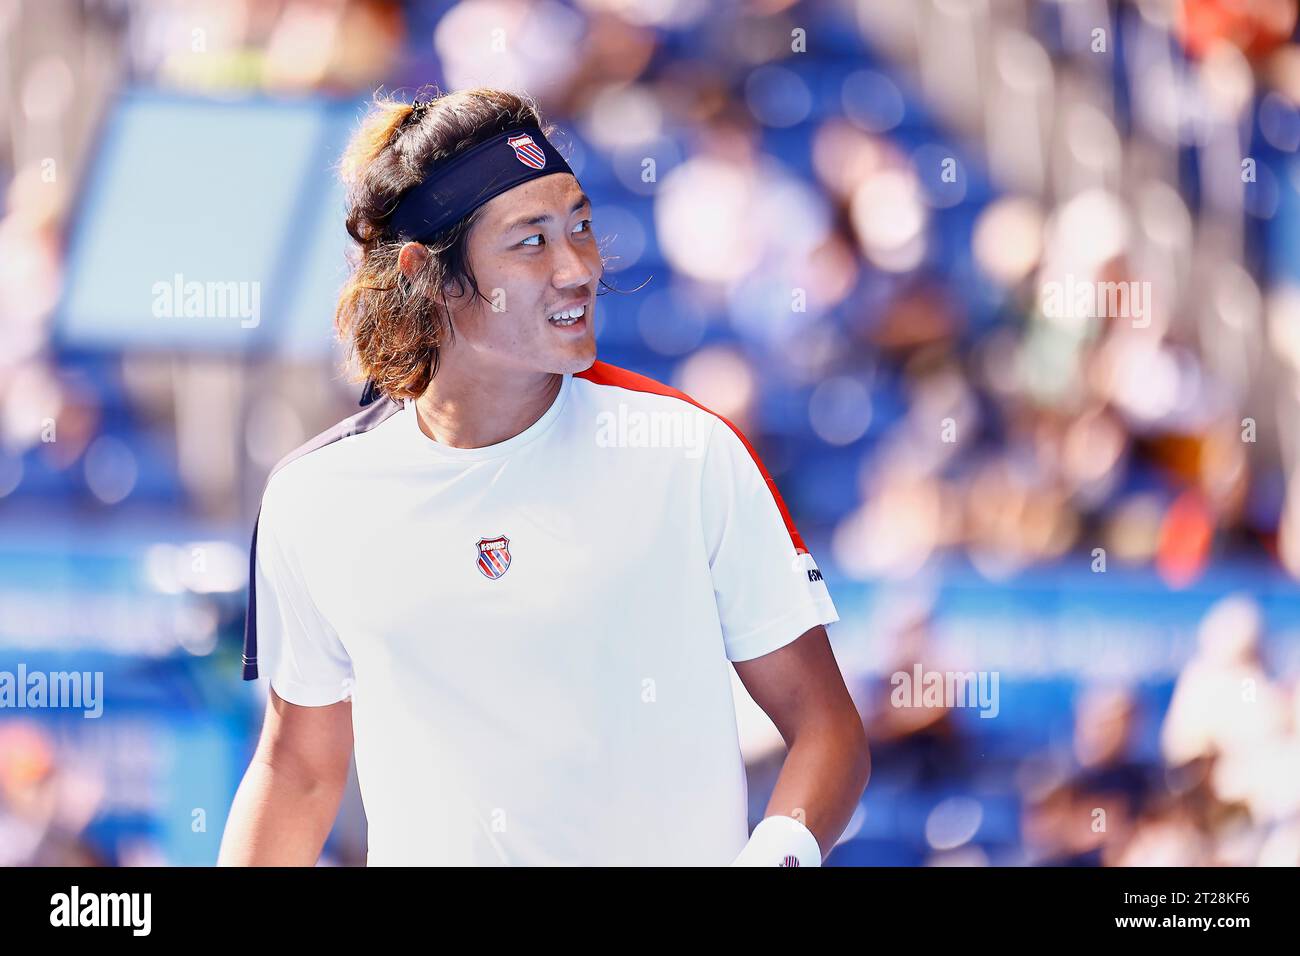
<box><xmin>241</xmin><ymin>361</ymin><xmax>838</xmax><ymax>865</ymax></box>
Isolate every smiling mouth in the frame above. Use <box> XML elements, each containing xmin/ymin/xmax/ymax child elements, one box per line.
<box><xmin>547</xmin><ymin>303</ymin><xmax>587</xmax><ymax>327</ymax></box>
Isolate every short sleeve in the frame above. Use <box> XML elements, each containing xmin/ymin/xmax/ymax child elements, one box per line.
<box><xmin>248</xmin><ymin>483</ymin><xmax>355</xmax><ymax>706</ymax></box>
<box><xmin>700</xmin><ymin>418</ymin><xmax>839</xmax><ymax>662</ymax></box>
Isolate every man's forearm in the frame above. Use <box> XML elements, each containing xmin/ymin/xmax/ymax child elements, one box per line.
<box><xmin>218</xmin><ymin>756</ymin><xmax>346</xmax><ymax>866</ymax></box>
<box><xmin>761</xmin><ymin>722</ymin><xmax>871</xmax><ymax>860</ymax></box>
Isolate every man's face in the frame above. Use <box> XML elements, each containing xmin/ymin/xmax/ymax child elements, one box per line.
<box><xmin>446</xmin><ymin>173</ymin><xmax>600</xmax><ymax>377</ymax></box>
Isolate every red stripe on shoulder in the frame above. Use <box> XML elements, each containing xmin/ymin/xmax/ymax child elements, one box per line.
<box><xmin>575</xmin><ymin>361</ymin><xmax>808</xmax><ymax>554</ymax></box>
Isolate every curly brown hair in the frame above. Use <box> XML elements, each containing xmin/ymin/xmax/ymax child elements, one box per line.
<box><xmin>333</xmin><ymin>87</ymin><xmax>554</xmax><ymax>402</ymax></box>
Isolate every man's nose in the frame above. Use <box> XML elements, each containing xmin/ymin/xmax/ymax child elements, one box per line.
<box><xmin>551</xmin><ymin>235</ymin><xmax>597</xmax><ymax>289</ymax></box>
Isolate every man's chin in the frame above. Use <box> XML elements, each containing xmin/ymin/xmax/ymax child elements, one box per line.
<box><xmin>553</xmin><ymin>343</ymin><xmax>597</xmax><ymax>374</ymax></box>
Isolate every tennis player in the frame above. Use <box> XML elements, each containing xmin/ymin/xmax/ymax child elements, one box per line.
<box><xmin>218</xmin><ymin>88</ymin><xmax>869</xmax><ymax>867</ymax></box>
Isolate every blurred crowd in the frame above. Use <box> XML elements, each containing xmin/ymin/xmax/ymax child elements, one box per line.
<box><xmin>0</xmin><ymin>0</ymin><xmax>1298</xmax><ymax>865</ymax></box>
<box><xmin>2</xmin><ymin>0</ymin><xmax>1296</xmax><ymax>573</ymax></box>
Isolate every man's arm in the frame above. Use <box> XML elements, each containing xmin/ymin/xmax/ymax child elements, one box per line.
<box><xmin>733</xmin><ymin>624</ymin><xmax>870</xmax><ymax>861</ymax></box>
<box><xmin>218</xmin><ymin>688</ymin><xmax>355</xmax><ymax>866</ymax></box>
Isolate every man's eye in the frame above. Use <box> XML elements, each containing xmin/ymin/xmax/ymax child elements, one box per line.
<box><xmin>520</xmin><ymin>221</ymin><xmax>589</xmax><ymax>246</ymax></box>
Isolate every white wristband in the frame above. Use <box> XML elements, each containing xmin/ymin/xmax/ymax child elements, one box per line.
<box><xmin>730</xmin><ymin>815</ymin><xmax>822</xmax><ymax>867</ymax></box>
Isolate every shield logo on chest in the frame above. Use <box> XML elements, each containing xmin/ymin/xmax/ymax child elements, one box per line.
<box><xmin>475</xmin><ymin>535</ymin><xmax>512</xmax><ymax>579</ymax></box>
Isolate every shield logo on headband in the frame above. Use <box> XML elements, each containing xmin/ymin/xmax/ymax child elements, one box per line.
<box><xmin>476</xmin><ymin>535</ymin><xmax>512</xmax><ymax>579</ymax></box>
<box><xmin>507</xmin><ymin>133</ymin><xmax>547</xmax><ymax>170</ymax></box>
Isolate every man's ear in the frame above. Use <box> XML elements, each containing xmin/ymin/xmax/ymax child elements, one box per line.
<box><xmin>397</xmin><ymin>241</ymin><xmax>429</xmax><ymax>280</ymax></box>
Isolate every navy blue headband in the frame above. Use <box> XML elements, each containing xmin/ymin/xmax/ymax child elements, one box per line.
<box><xmin>386</xmin><ymin>125</ymin><xmax>574</xmax><ymax>244</ymax></box>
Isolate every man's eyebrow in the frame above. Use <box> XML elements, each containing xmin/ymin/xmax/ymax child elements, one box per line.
<box><xmin>503</xmin><ymin>193</ymin><xmax>591</xmax><ymax>231</ymax></box>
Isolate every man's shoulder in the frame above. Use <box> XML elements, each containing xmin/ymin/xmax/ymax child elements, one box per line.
<box><xmin>262</xmin><ymin>395</ymin><xmax>406</xmax><ymax>501</ymax></box>
<box><xmin>573</xmin><ymin>360</ymin><xmax>722</xmax><ymax>424</ymax></box>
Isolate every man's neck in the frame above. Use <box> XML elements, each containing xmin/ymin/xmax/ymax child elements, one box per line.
<box><xmin>413</xmin><ymin>365</ymin><xmax>564</xmax><ymax>450</ymax></box>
